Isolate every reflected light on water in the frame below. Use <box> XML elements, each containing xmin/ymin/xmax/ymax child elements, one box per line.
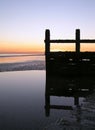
<box><xmin>0</xmin><ymin>55</ymin><xmax>45</xmax><ymax>63</ymax></box>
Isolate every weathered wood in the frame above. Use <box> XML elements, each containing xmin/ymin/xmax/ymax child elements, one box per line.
<box><xmin>49</xmin><ymin>39</ymin><xmax>95</xmax><ymax>43</ymax></box>
<box><xmin>45</xmin><ymin>75</ymin><xmax>95</xmax><ymax>116</ymax></box>
<box><xmin>45</xmin><ymin>29</ymin><xmax>95</xmax><ymax>75</ymax></box>
<box><xmin>80</xmin><ymin>39</ymin><xmax>95</xmax><ymax>43</ymax></box>
<box><xmin>50</xmin><ymin>39</ymin><xmax>75</xmax><ymax>43</ymax></box>
<box><xmin>45</xmin><ymin>29</ymin><xmax>50</xmax><ymax>54</ymax></box>
<box><xmin>76</xmin><ymin>29</ymin><xmax>80</xmax><ymax>53</ymax></box>
<box><xmin>50</xmin><ymin>105</ymin><xmax>73</xmax><ymax>110</ymax></box>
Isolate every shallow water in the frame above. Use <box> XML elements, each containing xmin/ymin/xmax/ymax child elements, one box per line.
<box><xmin>0</xmin><ymin>54</ymin><xmax>45</xmax><ymax>63</ymax></box>
<box><xmin>0</xmin><ymin>55</ymin><xmax>45</xmax><ymax>72</ymax></box>
<box><xmin>0</xmin><ymin>71</ymin><xmax>95</xmax><ymax>130</ymax></box>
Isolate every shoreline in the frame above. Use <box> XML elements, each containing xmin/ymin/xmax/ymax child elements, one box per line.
<box><xmin>0</xmin><ymin>60</ymin><xmax>45</xmax><ymax>72</ymax></box>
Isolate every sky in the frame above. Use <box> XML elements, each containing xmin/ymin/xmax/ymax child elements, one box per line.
<box><xmin>0</xmin><ymin>0</ymin><xmax>95</xmax><ymax>53</ymax></box>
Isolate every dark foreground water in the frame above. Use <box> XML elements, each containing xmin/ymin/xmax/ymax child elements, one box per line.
<box><xmin>0</xmin><ymin>70</ymin><xmax>95</xmax><ymax>130</ymax></box>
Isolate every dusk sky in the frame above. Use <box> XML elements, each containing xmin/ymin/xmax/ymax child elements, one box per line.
<box><xmin>0</xmin><ymin>0</ymin><xmax>95</xmax><ymax>53</ymax></box>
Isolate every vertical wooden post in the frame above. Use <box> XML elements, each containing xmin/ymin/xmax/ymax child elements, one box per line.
<box><xmin>76</xmin><ymin>29</ymin><xmax>80</xmax><ymax>53</ymax></box>
<box><xmin>45</xmin><ymin>29</ymin><xmax>50</xmax><ymax>55</ymax></box>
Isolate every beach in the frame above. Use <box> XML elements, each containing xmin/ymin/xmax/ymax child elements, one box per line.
<box><xmin>0</xmin><ymin>54</ymin><xmax>45</xmax><ymax>72</ymax></box>
<box><xmin>1</xmin><ymin>0</ymin><xmax>95</xmax><ymax>129</ymax></box>
<box><xmin>0</xmin><ymin>54</ymin><xmax>95</xmax><ymax>129</ymax></box>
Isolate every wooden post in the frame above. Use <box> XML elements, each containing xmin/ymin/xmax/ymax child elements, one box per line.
<box><xmin>76</xmin><ymin>29</ymin><xmax>80</xmax><ymax>53</ymax></box>
<box><xmin>45</xmin><ymin>29</ymin><xmax>50</xmax><ymax>55</ymax></box>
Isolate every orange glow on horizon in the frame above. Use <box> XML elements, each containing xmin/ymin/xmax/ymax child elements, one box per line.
<box><xmin>0</xmin><ymin>41</ymin><xmax>44</xmax><ymax>53</ymax></box>
<box><xmin>1</xmin><ymin>41</ymin><xmax>95</xmax><ymax>54</ymax></box>
<box><xmin>51</xmin><ymin>43</ymin><xmax>95</xmax><ymax>52</ymax></box>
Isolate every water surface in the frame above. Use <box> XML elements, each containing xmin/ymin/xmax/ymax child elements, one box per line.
<box><xmin>0</xmin><ymin>71</ymin><xmax>95</xmax><ymax>130</ymax></box>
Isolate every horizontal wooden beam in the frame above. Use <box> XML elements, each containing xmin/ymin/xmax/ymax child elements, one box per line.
<box><xmin>49</xmin><ymin>39</ymin><xmax>95</xmax><ymax>43</ymax></box>
<box><xmin>80</xmin><ymin>39</ymin><xmax>95</xmax><ymax>43</ymax></box>
<box><xmin>50</xmin><ymin>105</ymin><xmax>73</xmax><ymax>110</ymax></box>
<box><xmin>50</xmin><ymin>40</ymin><xmax>75</xmax><ymax>43</ymax></box>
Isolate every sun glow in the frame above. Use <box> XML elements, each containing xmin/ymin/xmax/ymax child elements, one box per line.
<box><xmin>50</xmin><ymin>43</ymin><xmax>75</xmax><ymax>52</ymax></box>
<box><xmin>0</xmin><ymin>41</ymin><xmax>44</xmax><ymax>54</ymax></box>
<box><xmin>50</xmin><ymin>43</ymin><xmax>95</xmax><ymax>52</ymax></box>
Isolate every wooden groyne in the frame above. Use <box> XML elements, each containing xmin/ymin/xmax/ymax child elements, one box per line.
<box><xmin>45</xmin><ymin>29</ymin><xmax>95</xmax><ymax>76</ymax></box>
<box><xmin>45</xmin><ymin>76</ymin><xmax>95</xmax><ymax>116</ymax></box>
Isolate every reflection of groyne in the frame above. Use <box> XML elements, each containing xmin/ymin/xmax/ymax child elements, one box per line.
<box><xmin>45</xmin><ymin>75</ymin><xmax>95</xmax><ymax>117</ymax></box>
<box><xmin>45</xmin><ymin>29</ymin><xmax>95</xmax><ymax>75</ymax></box>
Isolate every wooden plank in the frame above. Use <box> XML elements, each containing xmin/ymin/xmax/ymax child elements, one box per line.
<box><xmin>80</xmin><ymin>39</ymin><xmax>95</xmax><ymax>43</ymax></box>
<box><xmin>50</xmin><ymin>105</ymin><xmax>73</xmax><ymax>110</ymax></box>
<box><xmin>49</xmin><ymin>39</ymin><xmax>95</xmax><ymax>43</ymax></box>
<box><xmin>50</xmin><ymin>39</ymin><xmax>75</xmax><ymax>43</ymax></box>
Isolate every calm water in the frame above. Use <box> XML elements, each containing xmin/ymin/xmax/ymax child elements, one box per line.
<box><xmin>0</xmin><ymin>54</ymin><xmax>45</xmax><ymax>63</ymax></box>
<box><xmin>0</xmin><ymin>70</ymin><xmax>95</xmax><ymax>130</ymax></box>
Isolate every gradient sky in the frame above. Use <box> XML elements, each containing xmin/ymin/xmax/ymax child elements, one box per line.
<box><xmin>0</xmin><ymin>0</ymin><xmax>95</xmax><ymax>53</ymax></box>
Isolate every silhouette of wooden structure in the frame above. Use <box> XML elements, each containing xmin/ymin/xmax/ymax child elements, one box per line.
<box><xmin>45</xmin><ymin>29</ymin><xmax>95</xmax><ymax>75</ymax></box>
<box><xmin>45</xmin><ymin>76</ymin><xmax>95</xmax><ymax>117</ymax></box>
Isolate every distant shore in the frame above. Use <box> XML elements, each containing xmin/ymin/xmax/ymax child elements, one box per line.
<box><xmin>0</xmin><ymin>53</ymin><xmax>44</xmax><ymax>57</ymax></box>
<box><xmin>0</xmin><ymin>60</ymin><xmax>45</xmax><ymax>72</ymax></box>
